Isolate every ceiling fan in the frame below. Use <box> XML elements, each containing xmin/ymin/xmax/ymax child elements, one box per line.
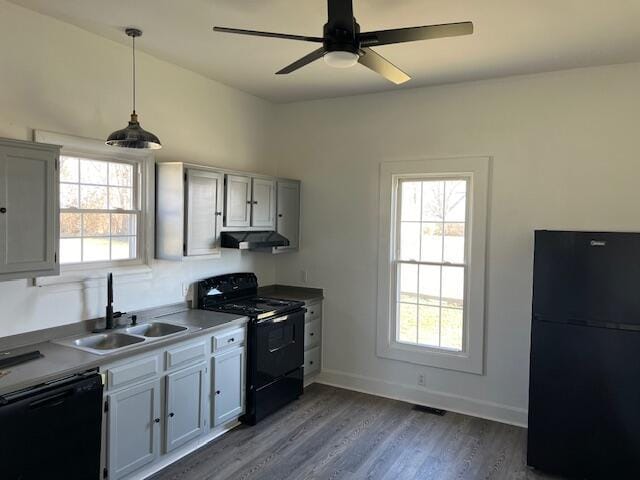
<box><xmin>213</xmin><ymin>0</ymin><xmax>473</xmax><ymax>84</ymax></box>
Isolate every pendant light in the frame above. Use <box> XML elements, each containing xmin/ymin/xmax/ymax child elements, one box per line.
<box><xmin>106</xmin><ymin>28</ymin><xmax>161</xmax><ymax>149</ymax></box>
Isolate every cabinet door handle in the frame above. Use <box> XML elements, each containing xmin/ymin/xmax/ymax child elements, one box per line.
<box><xmin>169</xmin><ymin>412</ymin><xmax>175</xmax><ymax>418</ymax></box>
<box><xmin>246</xmin><ymin>200</ymin><xmax>252</xmax><ymax>204</ymax></box>
<box><xmin>216</xmin><ymin>390</ymin><xmax>221</xmax><ymax>395</ymax></box>
<box><xmin>154</xmin><ymin>418</ymin><xmax>160</xmax><ymax>423</ymax></box>
<box><xmin>309</xmin><ymin>361</ymin><xmax>314</xmax><ymax>365</ymax></box>
<box><xmin>0</xmin><ymin>208</ymin><xmax>6</xmax><ymax>214</ymax></box>
<box><xmin>278</xmin><ymin>214</ymin><xmax>283</xmax><ymax>218</ymax></box>
<box><xmin>227</xmin><ymin>338</ymin><xmax>235</xmax><ymax>343</ymax></box>
<box><xmin>215</xmin><ymin>212</ymin><xmax>222</xmax><ymax>216</ymax></box>
<box><xmin>253</xmin><ymin>201</ymin><xmax>258</xmax><ymax>205</ymax></box>
<box><xmin>310</xmin><ymin>333</ymin><xmax>314</xmax><ymax>336</ymax></box>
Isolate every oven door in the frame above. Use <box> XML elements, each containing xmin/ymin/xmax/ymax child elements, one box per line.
<box><xmin>254</xmin><ymin>310</ymin><xmax>305</xmax><ymax>390</ymax></box>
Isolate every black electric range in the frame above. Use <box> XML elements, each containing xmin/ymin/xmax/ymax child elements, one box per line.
<box><xmin>197</xmin><ymin>273</ymin><xmax>305</xmax><ymax>425</ymax></box>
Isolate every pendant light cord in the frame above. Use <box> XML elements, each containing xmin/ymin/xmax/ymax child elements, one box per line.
<box><xmin>132</xmin><ymin>34</ymin><xmax>136</xmax><ymax>114</ymax></box>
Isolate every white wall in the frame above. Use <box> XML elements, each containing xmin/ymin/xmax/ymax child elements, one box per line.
<box><xmin>271</xmin><ymin>62</ymin><xmax>640</xmax><ymax>425</ymax></box>
<box><xmin>0</xmin><ymin>1</ymin><xmax>278</xmax><ymax>336</ymax></box>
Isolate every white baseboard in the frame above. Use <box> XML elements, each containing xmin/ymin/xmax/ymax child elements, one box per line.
<box><xmin>316</xmin><ymin>368</ymin><xmax>528</xmax><ymax>428</ymax></box>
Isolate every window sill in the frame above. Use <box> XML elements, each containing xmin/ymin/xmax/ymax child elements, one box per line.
<box><xmin>33</xmin><ymin>264</ymin><xmax>153</xmax><ymax>291</ymax></box>
<box><xmin>377</xmin><ymin>339</ymin><xmax>483</xmax><ymax>375</ymax></box>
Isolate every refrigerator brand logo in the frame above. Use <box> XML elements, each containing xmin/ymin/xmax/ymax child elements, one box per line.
<box><xmin>590</xmin><ymin>240</ymin><xmax>607</xmax><ymax>247</ymax></box>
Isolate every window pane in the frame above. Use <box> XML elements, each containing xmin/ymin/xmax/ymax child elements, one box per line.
<box><xmin>60</xmin><ymin>213</ymin><xmax>81</xmax><ymax>237</ymax></box>
<box><xmin>400</xmin><ymin>181</ymin><xmax>421</xmax><ymax>221</ymax></box>
<box><xmin>109</xmin><ymin>162</ymin><xmax>133</xmax><ymax>187</ymax></box>
<box><xmin>60</xmin><ymin>157</ymin><xmax>79</xmax><ymax>183</ymax></box>
<box><xmin>80</xmin><ymin>185</ymin><xmax>108</xmax><ymax>209</ymax></box>
<box><xmin>422</xmin><ymin>181</ymin><xmax>444</xmax><ymax>221</ymax></box>
<box><xmin>82</xmin><ymin>238</ymin><xmax>110</xmax><ymax>262</ymax></box>
<box><xmin>418</xmin><ymin>306</ymin><xmax>440</xmax><ymax>347</ymax></box>
<box><xmin>444</xmin><ymin>180</ymin><xmax>467</xmax><ymax>222</ymax></box>
<box><xmin>60</xmin><ymin>184</ymin><xmax>79</xmax><ymax>209</ymax></box>
<box><xmin>399</xmin><ymin>263</ymin><xmax>418</xmax><ymax>303</ymax></box>
<box><xmin>418</xmin><ymin>264</ymin><xmax>440</xmax><ymax>306</ymax></box>
<box><xmin>82</xmin><ymin>213</ymin><xmax>110</xmax><ymax>236</ymax></box>
<box><xmin>111</xmin><ymin>236</ymin><xmax>136</xmax><ymax>260</ymax></box>
<box><xmin>109</xmin><ymin>187</ymin><xmax>132</xmax><ymax>210</ymax></box>
<box><xmin>441</xmin><ymin>308</ymin><xmax>463</xmax><ymax>351</ymax></box>
<box><xmin>421</xmin><ymin>223</ymin><xmax>443</xmax><ymax>262</ymax></box>
<box><xmin>443</xmin><ymin>223</ymin><xmax>465</xmax><ymax>264</ymax></box>
<box><xmin>60</xmin><ymin>238</ymin><xmax>81</xmax><ymax>264</ymax></box>
<box><xmin>442</xmin><ymin>266</ymin><xmax>464</xmax><ymax>308</ymax></box>
<box><xmin>399</xmin><ymin>222</ymin><xmax>420</xmax><ymax>261</ymax></box>
<box><xmin>398</xmin><ymin>303</ymin><xmax>417</xmax><ymax>343</ymax></box>
<box><xmin>111</xmin><ymin>214</ymin><xmax>136</xmax><ymax>236</ymax></box>
<box><xmin>80</xmin><ymin>159</ymin><xmax>108</xmax><ymax>185</ymax></box>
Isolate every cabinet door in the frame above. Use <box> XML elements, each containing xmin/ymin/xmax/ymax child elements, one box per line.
<box><xmin>213</xmin><ymin>347</ymin><xmax>245</xmax><ymax>426</ymax></box>
<box><xmin>251</xmin><ymin>178</ymin><xmax>276</xmax><ymax>228</ymax></box>
<box><xmin>165</xmin><ymin>362</ymin><xmax>207</xmax><ymax>452</ymax></box>
<box><xmin>225</xmin><ymin>174</ymin><xmax>251</xmax><ymax>227</ymax></box>
<box><xmin>185</xmin><ymin>169</ymin><xmax>223</xmax><ymax>256</ymax></box>
<box><xmin>0</xmin><ymin>143</ymin><xmax>58</xmax><ymax>278</ymax></box>
<box><xmin>107</xmin><ymin>378</ymin><xmax>161</xmax><ymax>480</ymax></box>
<box><xmin>275</xmin><ymin>181</ymin><xmax>300</xmax><ymax>251</ymax></box>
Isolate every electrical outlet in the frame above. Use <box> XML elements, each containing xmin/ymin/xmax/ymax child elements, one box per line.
<box><xmin>418</xmin><ymin>373</ymin><xmax>426</xmax><ymax>387</ymax></box>
<box><xmin>181</xmin><ymin>283</ymin><xmax>190</xmax><ymax>298</ymax></box>
<box><xmin>301</xmin><ymin>270</ymin><xmax>308</xmax><ymax>283</ymax></box>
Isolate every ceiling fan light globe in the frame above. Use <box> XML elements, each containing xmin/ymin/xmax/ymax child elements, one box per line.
<box><xmin>323</xmin><ymin>51</ymin><xmax>359</xmax><ymax>68</ymax></box>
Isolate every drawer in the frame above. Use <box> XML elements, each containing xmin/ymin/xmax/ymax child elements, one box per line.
<box><xmin>304</xmin><ymin>319</ymin><xmax>321</xmax><ymax>349</ymax></box>
<box><xmin>107</xmin><ymin>354</ymin><xmax>159</xmax><ymax>390</ymax></box>
<box><xmin>303</xmin><ymin>346</ymin><xmax>320</xmax><ymax>376</ymax></box>
<box><xmin>166</xmin><ymin>340</ymin><xmax>206</xmax><ymax>369</ymax></box>
<box><xmin>212</xmin><ymin>327</ymin><xmax>245</xmax><ymax>353</ymax></box>
<box><xmin>304</xmin><ymin>301</ymin><xmax>322</xmax><ymax>322</ymax></box>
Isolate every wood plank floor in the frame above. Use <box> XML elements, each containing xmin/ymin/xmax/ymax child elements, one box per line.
<box><xmin>152</xmin><ymin>384</ymin><xmax>564</xmax><ymax>480</ymax></box>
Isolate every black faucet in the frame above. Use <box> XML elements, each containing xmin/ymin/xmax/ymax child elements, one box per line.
<box><xmin>103</xmin><ymin>273</ymin><xmax>125</xmax><ymax>331</ymax></box>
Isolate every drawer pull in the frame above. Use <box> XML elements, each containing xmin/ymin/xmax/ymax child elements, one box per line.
<box><xmin>169</xmin><ymin>412</ymin><xmax>175</xmax><ymax>418</ymax></box>
<box><xmin>154</xmin><ymin>418</ymin><xmax>160</xmax><ymax>423</ymax></box>
<box><xmin>309</xmin><ymin>361</ymin><xmax>314</xmax><ymax>365</ymax></box>
<box><xmin>310</xmin><ymin>333</ymin><xmax>314</xmax><ymax>337</ymax></box>
<box><xmin>228</xmin><ymin>338</ymin><xmax>235</xmax><ymax>343</ymax></box>
<box><xmin>216</xmin><ymin>390</ymin><xmax>221</xmax><ymax>395</ymax></box>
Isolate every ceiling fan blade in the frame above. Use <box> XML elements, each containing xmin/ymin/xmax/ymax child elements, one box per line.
<box><xmin>358</xmin><ymin>47</ymin><xmax>410</xmax><ymax>84</ymax></box>
<box><xmin>360</xmin><ymin>21</ymin><xmax>473</xmax><ymax>47</ymax></box>
<box><xmin>213</xmin><ymin>27</ymin><xmax>323</xmax><ymax>43</ymax></box>
<box><xmin>276</xmin><ymin>47</ymin><xmax>327</xmax><ymax>75</ymax></box>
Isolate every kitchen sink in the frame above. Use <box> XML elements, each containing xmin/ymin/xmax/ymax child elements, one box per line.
<box><xmin>62</xmin><ymin>332</ymin><xmax>145</xmax><ymax>355</ymax></box>
<box><xmin>53</xmin><ymin>321</ymin><xmax>201</xmax><ymax>355</ymax></box>
<box><xmin>124</xmin><ymin>322</ymin><xmax>188</xmax><ymax>338</ymax></box>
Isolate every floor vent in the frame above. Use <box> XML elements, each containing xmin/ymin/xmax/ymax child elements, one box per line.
<box><xmin>413</xmin><ymin>404</ymin><xmax>446</xmax><ymax>416</ymax></box>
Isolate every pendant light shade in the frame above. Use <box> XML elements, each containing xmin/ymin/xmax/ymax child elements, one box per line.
<box><xmin>106</xmin><ymin>28</ymin><xmax>161</xmax><ymax>150</ymax></box>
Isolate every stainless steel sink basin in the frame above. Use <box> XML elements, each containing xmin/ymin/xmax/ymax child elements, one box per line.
<box><xmin>58</xmin><ymin>332</ymin><xmax>145</xmax><ymax>355</ymax></box>
<box><xmin>124</xmin><ymin>322</ymin><xmax>188</xmax><ymax>338</ymax></box>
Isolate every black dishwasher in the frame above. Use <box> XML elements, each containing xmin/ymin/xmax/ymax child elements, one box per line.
<box><xmin>0</xmin><ymin>371</ymin><xmax>103</xmax><ymax>480</ymax></box>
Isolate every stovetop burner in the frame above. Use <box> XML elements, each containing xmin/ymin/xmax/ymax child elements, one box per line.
<box><xmin>205</xmin><ymin>296</ymin><xmax>303</xmax><ymax>320</ymax></box>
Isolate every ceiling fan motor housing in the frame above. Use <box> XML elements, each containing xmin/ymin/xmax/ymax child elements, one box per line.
<box><xmin>323</xmin><ymin>21</ymin><xmax>360</xmax><ymax>54</ymax></box>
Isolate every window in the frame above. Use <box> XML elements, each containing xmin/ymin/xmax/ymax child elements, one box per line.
<box><xmin>59</xmin><ymin>156</ymin><xmax>140</xmax><ymax>265</ymax></box>
<box><xmin>396</xmin><ymin>178</ymin><xmax>468</xmax><ymax>351</ymax></box>
<box><xmin>377</xmin><ymin>157</ymin><xmax>489</xmax><ymax>374</ymax></box>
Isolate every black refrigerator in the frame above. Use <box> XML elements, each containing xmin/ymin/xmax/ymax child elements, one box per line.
<box><xmin>528</xmin><ymin>230</ymin><xmax>640</xmax><ymax>479</ymax></box>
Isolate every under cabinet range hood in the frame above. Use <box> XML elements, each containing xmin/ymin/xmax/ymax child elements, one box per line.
<box><xmin>221</xmin><ymin>231</ymin><xmax>290</xmax><ymax>250</ymax></box>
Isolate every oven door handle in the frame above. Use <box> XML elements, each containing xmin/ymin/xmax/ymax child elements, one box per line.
<box><xmin>268</xmin><ymin>340</ymin><xmax>296</xmax><ymax>354</ymax></box>
<box><xmin>257</xmin><ymin>315</ymin><xmax>289</xmax><ymax>325</ymax></box>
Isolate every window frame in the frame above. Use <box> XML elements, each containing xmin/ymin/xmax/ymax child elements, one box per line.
<box><xmin>393</xmin><ymin>175</ymin><xmax>470</xmax><ymax>352</ymax></box>
<box><xmin>377</xmin><ymin>157</ymin><xmax>490</xmax><ymax>374</ymax></box>
<box><xmin>33</xmin><ymin>130</ymin><xmax>155</xmax><ymax>288</ymax></box>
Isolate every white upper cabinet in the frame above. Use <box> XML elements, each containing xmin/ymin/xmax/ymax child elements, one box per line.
<box><xmin>251</xmin><ymin>178</ymin><xmax>276</xmax><ymax>228</ymax></box>
<box><xmin>156</xmin><ymin>163</ymin><xmax>223</xmax><ymax>259</ymax></box>
<box><xmin>275</xmin><ymin>180</ymin><xmax>300</xmax><ymax>252</ymax></box>
<box><xmin>185</xmin><ymin>170</ymin><xmax>223</xmax><ymax>256</ymax></box>
<box><xmin>0</xmin><ymin>138</ymin><xmax>59</xmax><ymax>281</ymax></box>
<box><xmin>224</xmin><ymin>174</ymin><xmax>251</xmax><ymax>228</ymax></box>
<box><xmin>224</xmin><ymin>175</ymin><xmax>276</xmax><ymax>229</ymax></box>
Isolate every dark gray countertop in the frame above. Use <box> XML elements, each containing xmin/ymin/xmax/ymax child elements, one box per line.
<box><xmin>258</xmin><ymin>284</ymin><xmax>324</xmax><ymax>304</ymax></box>
<box><xmin>0</xmin><ymin>309</ymin><xmax>246</xmax><ymax>397</ymax></box>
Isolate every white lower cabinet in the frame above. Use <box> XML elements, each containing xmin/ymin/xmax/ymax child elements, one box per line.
<box><xmin>165</xmin><ymin>362</ymin><xmax>207</xmax><ymax>453</ymax></box>
<box><xmin>102</xmin><ymin>324</ymin><xmax>247</xmax><ymax>480</ymax></box>
<box><xmin>107</xmin><ymin>378</ymin><xmax>161</xmax><ymax>480</ymax></box>
<box><xmin>212</xmin><ymin>347</ymin><xmax>245</xmax><ymax>426</ymax></box>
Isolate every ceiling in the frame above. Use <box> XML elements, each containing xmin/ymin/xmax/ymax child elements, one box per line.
<box><xmin>10</xmin><ymin>0</ymin><xmax>640</xmax><ymax>103</ymax></box>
